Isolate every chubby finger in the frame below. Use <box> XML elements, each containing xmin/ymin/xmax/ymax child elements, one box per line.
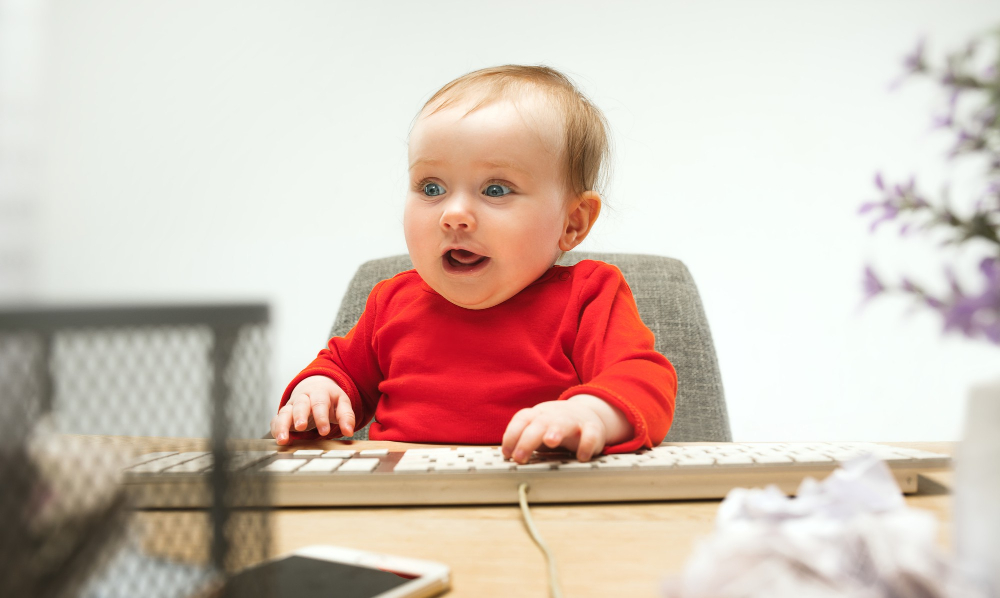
<box><xmin>501</xmin><ymin>409</ymin><xmax>535</xmax><ymax>459</ymax></box>
<box><xmin>542</xmin><ymin>419</ymin><xmax>583</xmax><ymax>450</ymax></box>
<box><xmin>291</xmin><ymin>394</ymin><xmax>314</xmax><ymax>432</ymax></box>
<box><xmin>311</xmin><ymin>400</ymin><xmax>331</xmax><ymax>437</ymax></box>
<box><xmin>575</xmin><ymin>421</ymin><xmax>605</xmax><ymax>462</ymax></box>
<box><xmin>334</xmin><ymin>394</ymin><xmax>356</xmax><ymax>437</ymax></box>
<box><xmin>511</xmin><ymin>420</ymin><xmax>549</xmax><ymax>464</ymax></box>
<box><xmin>272</xmin><ymin>406</ymin><xmax>294</xmax><ymax>445</ymax></box>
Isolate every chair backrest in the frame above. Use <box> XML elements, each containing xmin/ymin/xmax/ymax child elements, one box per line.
<box><xmin>330</xmin><ymin>252</ymin><xmax>731</xmax><ymax>443</ymax></box>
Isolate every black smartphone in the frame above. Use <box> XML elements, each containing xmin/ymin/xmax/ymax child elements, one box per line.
<box><xmin>218</xmin><ymin>545</ymin><xmax>450</xmax><ymax>598</ymax></box>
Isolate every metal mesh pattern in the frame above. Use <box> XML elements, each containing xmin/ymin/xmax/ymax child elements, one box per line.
<box><xmin>0</xmin><ymin>305</ymin><xmax>273</xmax><ymax>598</ymax></box>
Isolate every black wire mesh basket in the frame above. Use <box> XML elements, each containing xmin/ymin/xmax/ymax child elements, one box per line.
<box><xmin>0</xmin><ymin>304</ymin><xmax>274</xmax><ymax>598</ymax></box>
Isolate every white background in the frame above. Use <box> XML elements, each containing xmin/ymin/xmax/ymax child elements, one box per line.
<box><xmin>27</xmin><ymin>0</ymin><xmax>1000</xmax><ymax>440</ymax></box>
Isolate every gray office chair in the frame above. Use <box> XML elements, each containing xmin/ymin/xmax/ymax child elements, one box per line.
<box><xmin>329</xmin><ymin>252</ymin><xmax>731</xmax><ymax>443</ymax></box>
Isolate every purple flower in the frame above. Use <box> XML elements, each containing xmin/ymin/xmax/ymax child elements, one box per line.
<box><xmin>869</xmin><ymin>205</ymin><xmax>899</xmax><ymax>232</ymax></box>
<box><xmin>863</xmin><ymin>267</ymin><xmax>885</xmax><ymax>301</ymax></box>
<box><xmin>864</xmin><ymin>33</ymin><xmax>1000</xmax><ymax>347</ymax></box>
<box><xmin>984</xmin><ymin>322</ymin><xmax>1000</xmax><ymax>344</ymax></box>
<box><xmin>945</xmin><ymin>266</ymin><xmax>963</xmax><ymax>296</ymax></box>
<box><xmin>937</xmin><ymin>258</ymin><xmax>1000</xmax><ymax>344</ymax></box>
<box><xmin>925</xmin><ymin>295</ymin><xmax>945</xmax><ymax>309</ymax></box>
<box><xmin>932</xmin><ymin>90</ymin><xmax>962</xmax><ymax>129</ymax></box>
<box><xmin>903</xmin><ymin>38</ymin><xmax>927</xmax><ymax>73</ymax></box>
<box><xmin>979</xmin><ymin>256</ymin><xmax>1000</xmax><ymax>287</ymax></box>
<box><xmin>932</xmin><ymin>113</ymin><xmax>954</xmax><ymax>129</ymax></box>
<box><xmin>942</xmin><ymin>299</ymin><xmax>979</xmax><ymax>336</ymax></box>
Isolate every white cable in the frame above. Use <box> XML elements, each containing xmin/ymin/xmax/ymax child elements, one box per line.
<box><xmin>518</xmin><ymin>483</ymin><xmax>564</xmax><ymax>598</ymax></box>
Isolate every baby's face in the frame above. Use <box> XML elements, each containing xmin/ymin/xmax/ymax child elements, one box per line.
<box><xmin>405</xmin><ymin>96</ymin><xmax>576</xmax><ymax>309</ymax></box>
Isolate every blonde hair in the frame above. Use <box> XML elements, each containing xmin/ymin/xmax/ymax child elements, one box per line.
<box><xmin>418</xmin><ymin>65</ymin><xmax>612</xmax><ymax>197</ymax></box>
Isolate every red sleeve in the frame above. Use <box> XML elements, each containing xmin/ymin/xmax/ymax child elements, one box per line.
<box><xmin>278</xmin><ymin>280</ymin><xmax>387</xmax><ymax>440</ymax></box>
<box><xmin>557</xmin><ymin>263</ymin><xmax>677</xmax><ymax>453</ymax></box>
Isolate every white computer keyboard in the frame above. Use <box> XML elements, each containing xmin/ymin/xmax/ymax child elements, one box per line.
<box><xmin>122</xmin><ymin>442</ymin><xmax>950</xmax><ymax>508</ymax></box>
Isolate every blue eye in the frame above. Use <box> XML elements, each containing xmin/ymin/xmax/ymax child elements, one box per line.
<box><xmin>422</xmin><ymin>182</ymin><xmax>445</xmax><ymax>197</ymax></box>
<box><xmin>484</xmin><ymin>183</ymin><xmax>511</xmax><ymax>198</ymax></box>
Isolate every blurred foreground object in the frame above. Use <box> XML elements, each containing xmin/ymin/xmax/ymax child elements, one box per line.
<box><xmin>954</xmin><ymin>376</ymin><xmax>1000</xmax><ymax>596</ymax></box>
<box><xmin>0</xmin><ymin>304</ymin><xmax>273</xmax><ymax>598</ymax></box>
<box><xmin>860</xmin><ymin>28</ymin><xmax>1000</xmax><ymax>597</ymax></box>
<box><xmin>860</xmin><ymin>29</ymin><xmax>1000</xmax><ymax>345</ymax></box>
<box><xmin>662</xmin><ymin>456</ymin><xmax>989</xmax><ymax>598</ymax></box>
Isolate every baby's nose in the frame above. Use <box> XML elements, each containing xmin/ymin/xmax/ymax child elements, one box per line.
<box><xmin>439</xmin><ymin>198</ymin><xmax>477</xmax><ymax>231</ymax></box>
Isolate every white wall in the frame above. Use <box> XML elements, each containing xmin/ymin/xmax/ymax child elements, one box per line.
<box><xmin>33</xmin><ymin>0</ymin><xmax>1000</xmax><ymax>441</ymax></box>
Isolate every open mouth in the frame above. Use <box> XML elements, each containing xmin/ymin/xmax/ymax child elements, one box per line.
<box><xmin>442</xmin><ymin>249</ymin><xmax>490</xmax><ymax>273</ymax></box>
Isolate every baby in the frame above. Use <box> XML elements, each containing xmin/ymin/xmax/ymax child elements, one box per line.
<box><xmin>270</xmin><ymin>65</ymin><xmax>677</xmax><ymax>463</ymax></box>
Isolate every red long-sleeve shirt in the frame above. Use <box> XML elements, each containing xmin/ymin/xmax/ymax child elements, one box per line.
<box><xmin>280</xmin><ymin>260</ymin><xmax>677</xmax><ymax>452</ymax></box>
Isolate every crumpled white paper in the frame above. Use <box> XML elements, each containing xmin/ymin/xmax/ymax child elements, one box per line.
<box><xmin>662</xmin><ymin>455</ymin><xmax>989</xmax><ymax>598</ymax></box>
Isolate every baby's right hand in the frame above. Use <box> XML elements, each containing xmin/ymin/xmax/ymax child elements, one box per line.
<box><xmin>270</xmin><ymin>375</ymin><xmax>356</xmax><ymax>446</ymax></box>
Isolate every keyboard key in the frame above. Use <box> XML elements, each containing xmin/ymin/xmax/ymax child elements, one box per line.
<box><xmin>716</xmin><ymin>455</ymin><xmax>754</xmax><ymax>465</ymax></box>
<box><xmin>596</xmin><ymin>461</ymin><xmax>635</xmax><ymax>469</ymax></box>
<box><xmin>165</xmin><ymin>455</ymin><xmax>215</xmax><ymax>473</ymax></box>
<box><xmin>129</xmin><ymin>452</ymin><xmax>209</xmax><ymax>473</ymax></box>
<box><xmin>434</xmin><ymin>462</ymin><xmax>472</xmax><ymax>472</ymax></box>
<box><xmin>393</xmin><ymin>462</ymin><xmax>432</xmax><ymax>472</ymax></box>
<box><xmin>129</xmin><ymin>452</ymin><xmax>177</xmax><ymax>467</ymax></box>
<box><xmin>636</xmin><ymin>459</ymin><xmax>676</xmax><ymax>469</ymax></box>
<box><xmin>516</xmin><ymin>462</ymin><xmax>555</xmax><ymax>471</ymax></box>
<box><xmin>473</xmin><ymin>462</ymin><xmax>515</xmax><ymax>472</ymax></box>
<box><xmin>298</xmin><ymin>458</ymin><xmax>344</xmax><ymax>473</ymax></box>
<box><xmin>293</xmin><ymin>450</ymin><xmax>324</xmax><ymax>457</ymax></box>
<box><xmin>337</xmin><ymin>458</ymin><xmax>380</xmax><ymax>473</ymax></box>
<box><xmin>262</xmin><ymin>459</ymin><xmax>306</xmax><ymax>473</ymax></box>
<box><xmin>323</xmin><ymin>450</ymin><xmax>356</xmax><ymax>459</ymax></box>
<box><xmin>557</xmin><ymin>462</ymin><xmax>594</xmax><ymax>470</ymax></box>
<box><xmin>230</xmin><ymin>451</ymin><xmax>278</xmax><ymax>470</ymax></box>
<box><xmin>359</xmin><ymin>449</ymin><xmax>389</xmax><ymax>457</ymax></box>
<box><xmin>790</xmin><ymin>452</ymin><xmax>834</xmax><ymax>463</ymax></box>
<box><xmin>637</xmin><ymin>460</ymin><xmax>674</xmax><ymax>468</ymax></box>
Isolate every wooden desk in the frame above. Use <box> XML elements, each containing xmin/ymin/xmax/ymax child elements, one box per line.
<box><xmin>111</xmin><ymin>438</ymin><xmax>955</xmax><ymax>598</ymax></box>
<box><xmin>269</xmin><ymin>441</ymin><xmax>955</xmax><ymax>598</ymax></box>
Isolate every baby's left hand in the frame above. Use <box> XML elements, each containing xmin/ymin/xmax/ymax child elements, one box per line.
<box><xmin>501</xmin><ymin>395</ymin><xmax>633</xmax><ymax>464</ymax></box>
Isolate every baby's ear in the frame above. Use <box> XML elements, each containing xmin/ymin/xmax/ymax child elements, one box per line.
<box><xmin>559</xmin><ymin>191</ymin><xmax>602</xmax><ymax>252</ymax></box>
